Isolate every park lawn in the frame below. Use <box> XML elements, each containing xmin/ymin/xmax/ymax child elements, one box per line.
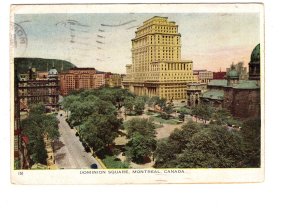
<box><xmin>102</xmin><ymin>156</ymin><xmax>130</xmax><ymax>169</ymax></box>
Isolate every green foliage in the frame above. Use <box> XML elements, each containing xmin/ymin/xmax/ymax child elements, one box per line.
<box><xmin>126</xmin><ymin>132</ymin><xmax>156</xmax><ymax>164</ymax></box>
<box><xmin>81</xmin><ymin>113</ymin><xmax>122</xmax><ymax>154</ymax></box>
<box><xmin>125</xmin><ymin>118</ymin><xmax>157</xmax><ymax>164</ymax></box>
<box><xmin>62</xmin><ymin>88</ymin><xmax>134</xmax><ymax>159</ymax></box>
<box><xmin>14</xmin><ymin>57</ymin><xmax>75</xmax><ymax>75</ymax></box>
<box><xmin>211</xmin><ymin>108</ymin><xmax>232</xmax><ymax>125</ymax></box>
<box><xmin>21</xmin><ymin>104</ymin><xmax>59</xmax><ymax>165</ymax></box>
<box><xmin>178</xmin><ymin>112</ymin><xmax>185</xmax><ymax>121</ymax></box>
<box><xmin>134</xmin><ymin>96</ymin><xmax>146</xmax><ymax>115</ymax></box>
<box><xmin>147</xmin><ymin>96</ymin><xmax>167</xmax><ymax>110</ymax></box>
<box><xmin>64</xmin><ymin>93</ymin><xmax>116</xmax><ymax>126</ymax></box>
<box><xmin>14</xmin><ymin>159</ymin><xmax>21</xmax><ymax>170</ymax></box>
<box><xmin>164</xmin><ymin>104</ymin><xmax>173</xmax><ymax>114</ymax></box>
<box><xmin>177</xmin><ymin>125</ymin><xmax>244</xmax><ymax>168</ymax></box>
<box><xmin>177</xmin><ymin>107</ymin><xmax>191</xmax><ymax>115</ymax></box>
<box><xmin>147</xmin><ymin>96</ymin><xmax>160</xmax><ymax>107</ymax></box>
<box><xmin>191</xmin><ymin>103</ymin><xmax>213</xmax><ymax>122</ymax></box>
<box><xmin>240</xmin><ymin>118</ymin><xmax>261</xmax><ymax>167</ymax></box>
<box><xmin>29</xmin><ymin>103</ymin><xmax>45</xmax><ymax>115</ymax></box>
<box><xmin>159</xmin><ymin>112</ymin><xmax>170</xmax><ymax>120</ymax></box>
<box><xmin>154</xmin><ymin>138</ymin><xmax>181</xmax><ymax>168</ymax></box>
<box><xmin>154</xmin><ymin>121</ymin><xmax>255</xmax><ymax>168</ymax></box>
<box><xmin>29</xmin><ymin>139</ymin><xmax>48</xmax><ymax>165</ymax></box>
<box><xmin>102</xmin><ymin>156</ymin><xmax>130</xmax><ymax>169</ymax></box>
<box><xmin>125</xmin><ymin>118</ymin><xmax>156</xmax><ymax>138</ymax></box>
<box><xmin>124</xmin><ymin>97</ymin><xmax>134</xmax><ymax>115</ymax></box>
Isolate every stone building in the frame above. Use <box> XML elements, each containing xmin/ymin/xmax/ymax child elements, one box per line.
<box><xmin>122</xmin><ymin>16</ymin><xmax>196</xmax><ymax>101</ymax></box>
<box><xmin>186</xmin><ymin>83</ymin><xmax>207</xmax><ymax>106</ymax></box>
<box><xmin>17</xmin><ymin>67</ymin><xmax>60</xmax><ymax>111</ymax></box>
<box><xmin>105</xmin><ymin>72</ymin><xmax>122</xmax><ymax>87</ymax></box>
<box><xmin>200</xmin><ymin>44</ymin><xmax>261</xmax><ymax>118</ymax></box>
<box><xmin>193</xmin><ymin>69</ymin><xmax>213</xmax><ymax>84</ymax></box>
<box><xmin>226</xmin><ymin>62</ymin><xmax>248</xmax><ymax>80</ymax></box>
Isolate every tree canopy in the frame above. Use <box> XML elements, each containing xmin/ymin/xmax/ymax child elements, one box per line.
<box><xmin>80</xmin><ymin>113</ymin><xmax>122</xmax><ymax>155</ymax></box>
<box><xmin>125</xmin><ymin>118</ymin><xmax>157</xmax><ymax>164</ymax></box>
<box><xmin>21</xmin><ymin>103</ymin><xmax>59</xmax><ymax>165</ymax></box>
<box><xmin>154</xmin><ymin>120</ymin><xmax>260</xmax><ymax>168</ymax></box>
<box><xmin>125</xmin><ymin>118</ymin><xmax>156</xmax><ymax>138</ymax></box>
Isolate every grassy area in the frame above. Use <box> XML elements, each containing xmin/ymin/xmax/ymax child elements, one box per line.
<box><xmin>174</xmin><ymin>106</ymin><xmax>192</xmax><ymax>115</ymax></box>
<box><xmin>102</xmin><ymin>156</ymin><xmax>130</xmax><ymax>169</ymax></box>
<box><xmin>145</xmin><ymin>111</ymin><xmax>156</xmax><ymax>116</ymax></box>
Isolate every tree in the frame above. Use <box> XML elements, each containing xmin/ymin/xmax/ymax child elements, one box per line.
<box><xmin>176</xmin><ymin>125</ymin><xmax>244</xmax><ymax>168</ymax></box>
<box><xmin>191</xmin><ymin>103</ymin><xmax>213</xmax><ymax>123</ymax></box>
<box><xmin>21</xmin><ymin>104</ymin><xmax>60</xmax><ymax>165</ymax></box>
<box><xmin>240</xmin><ymin>118</ymin><xmax>261</xmax><ymax>167</ymax></box>
<box><xmin>147</xmin><ymin>96</ymin><xmax>160</xmax><ymax>108</ymax></box>
<box><xmin>124</xmin><ymin>97</ymin><xmax>134</xmax><ymax>115</ymax></box>
<box><xmin>62</xmin><ymin>95</ymin><xmax>80</xmax><ymax>118</ymax></box>
<box><xmin>160</xmin><ymin>104</ymin><xmax>173</xmax><ymax>119</ymax></box>
<box><xmin>126</xmin><ymin>132</ymin><xmax>156</xmax><ymax>163</ymax></box>
<box><xmin>211</xmin><ymin>108</ymin><xmax>232</xmax><ymax>125</ymax></box>
<box><xmin>125</xmin><ymin>118</ymin><xmax>156</xmax><ymax>138</ymax></box>
<box><xmin>154</xmin><ymin>121</ymin><xmax>204</xmax><ymax>168</ymax></box>
<box><xmin>29</xmin><ymin>103</ymin><xmax>45</xmax><ymax>115</ymax></box>
<box><xmin>154</xmin><ymin>138</ymin><xmax>181</xmax><ymax>168</ymax></box>
<box><xmin>154</xmin><ymin>121</ymin><xmax>247</xmax><ymax>168</ymax></box>
<box><xmin>134</xmin><ymin>97</ymin><xmax>146</xmax><ymax>115</ymax></box>
<box><xmin>147</xmin><ymin>96</ymin><xmax>166</xmax><ymax>111</ymax></box>
<box><xmin>81</xmin><ymin>113</ymin><xmax>122</xmax><ymax>155</ymax></box>
<box><xmin>178</xmin><ymin>112</ymin><xmax>185</xmax><ymax>121</ymax></box>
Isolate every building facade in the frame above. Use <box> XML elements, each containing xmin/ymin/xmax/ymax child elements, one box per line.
<box><xmin>186</xmin><ymin>83</ymin><xmax>207</xmax><ymax>106</ymax></box>
<box><xmin>226</xmin><ymin>62</ymin><xmax>248</xmax><ymax>80</ymax></box>
<box><xmin>199</xmin><ymin>44</ymin><xmax>261</xmax><ymax>118</ymax></box>
<box><xmin>105</xmin><ymin>72</ymin><xmax>122</xmax><ymax>87</ymax></box>
<box><xmin>122</xmin><ymin>16</ymin><xmax>196</xmax><ymax>101</ymax></box>
<box><xmin>17</xmin><ymin>67</ymin><xmax>60</xmax><ymax>111</ymax></box>
<box><xmin>193</xmin><ymin>69</ymin><xmax>214</xmax><ymax>84</ymax></box>
<box><xmin>213</xmin><ymin>71</ymin><xmax>227</xmax><ymax>79</ymax></box>
<box><xmin>59</xmin><ymin>67</ymin><xmax>106</xmax><ymax>96</ymax></box>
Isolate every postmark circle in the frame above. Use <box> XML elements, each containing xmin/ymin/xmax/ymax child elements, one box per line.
<box><xmin>11</xmin><ymin>22</ymin><xmax>28</xmax><ymax>56</ymax></box>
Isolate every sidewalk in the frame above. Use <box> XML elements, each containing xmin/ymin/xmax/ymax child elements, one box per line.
<box><xmin>44</xmin><ymin>136</ymin><xmax>58</xmax><ymax>169</ymax></box>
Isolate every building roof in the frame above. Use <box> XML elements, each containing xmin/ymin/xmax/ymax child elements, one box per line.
<box><xmin>233</xmin><ymin>80</ymin><xmax>260</xmax><ymax>89</ymax></box>
<box><xmin>187</xmin><ymin>82</ymin><xmax>207</xmax><ymax>86</ymax></box>
<box><xmin>208</xmin><ymin>79</ymin><xmax>227</xmax><ymax>87</ymax></box>
<box><xmin>70</xmin><ymin>67</ymin><xmax>96</xmax><ymax>70</ymax></box>
<box><xmin>227</xmin><ymin>69</ymin><xmax>239</xmax><ymax>79</ymax></box>
<box><xmin>201</xmin><ymin>90</ymin><xmax>224</xmax><ymax>100</ymax></box>
<box><xmin>251</xmin><ymin>43</ymin><xmax>260</xmax><ymax>62</ymax></box>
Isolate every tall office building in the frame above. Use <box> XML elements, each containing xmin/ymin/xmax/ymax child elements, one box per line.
<box><xmin>122</xmin><ymin>16</ymin><xmax>196</xmax><ymax>101</ymax></box>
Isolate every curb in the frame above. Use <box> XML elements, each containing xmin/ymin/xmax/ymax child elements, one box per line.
<box><xmin>94</xmin><ymin>156</ymin><xmax>107</xmax><ymax>169</ymax></box>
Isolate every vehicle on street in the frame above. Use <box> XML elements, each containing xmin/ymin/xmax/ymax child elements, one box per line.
<box><xmin>90</xmin><ymin>163</ymin><xmax>98</xmax><ymax>169</ymax></box>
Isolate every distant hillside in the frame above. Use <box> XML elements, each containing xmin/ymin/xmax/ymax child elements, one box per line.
<box><xmin>14</xmin><ymin>57</ymin><xmax>76</xmax><ymax>74</ymax></box>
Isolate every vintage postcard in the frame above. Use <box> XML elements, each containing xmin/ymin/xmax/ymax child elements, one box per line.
<box><xmin>11</xmin><ymin>3</ymin><xmax>264</xmax><ymax>184</ymax></box>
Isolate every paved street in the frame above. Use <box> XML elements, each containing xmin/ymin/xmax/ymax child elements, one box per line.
<box><xmin>54</xmin><ymin>110</ymin><xmax>102</xmax><ymax>169</ymax></box>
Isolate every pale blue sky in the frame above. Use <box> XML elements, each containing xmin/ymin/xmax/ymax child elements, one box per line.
<box><xmin>15</xmin><ymin>13</ymin><xmax>260</xmax><ymax>73</ymax></box>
